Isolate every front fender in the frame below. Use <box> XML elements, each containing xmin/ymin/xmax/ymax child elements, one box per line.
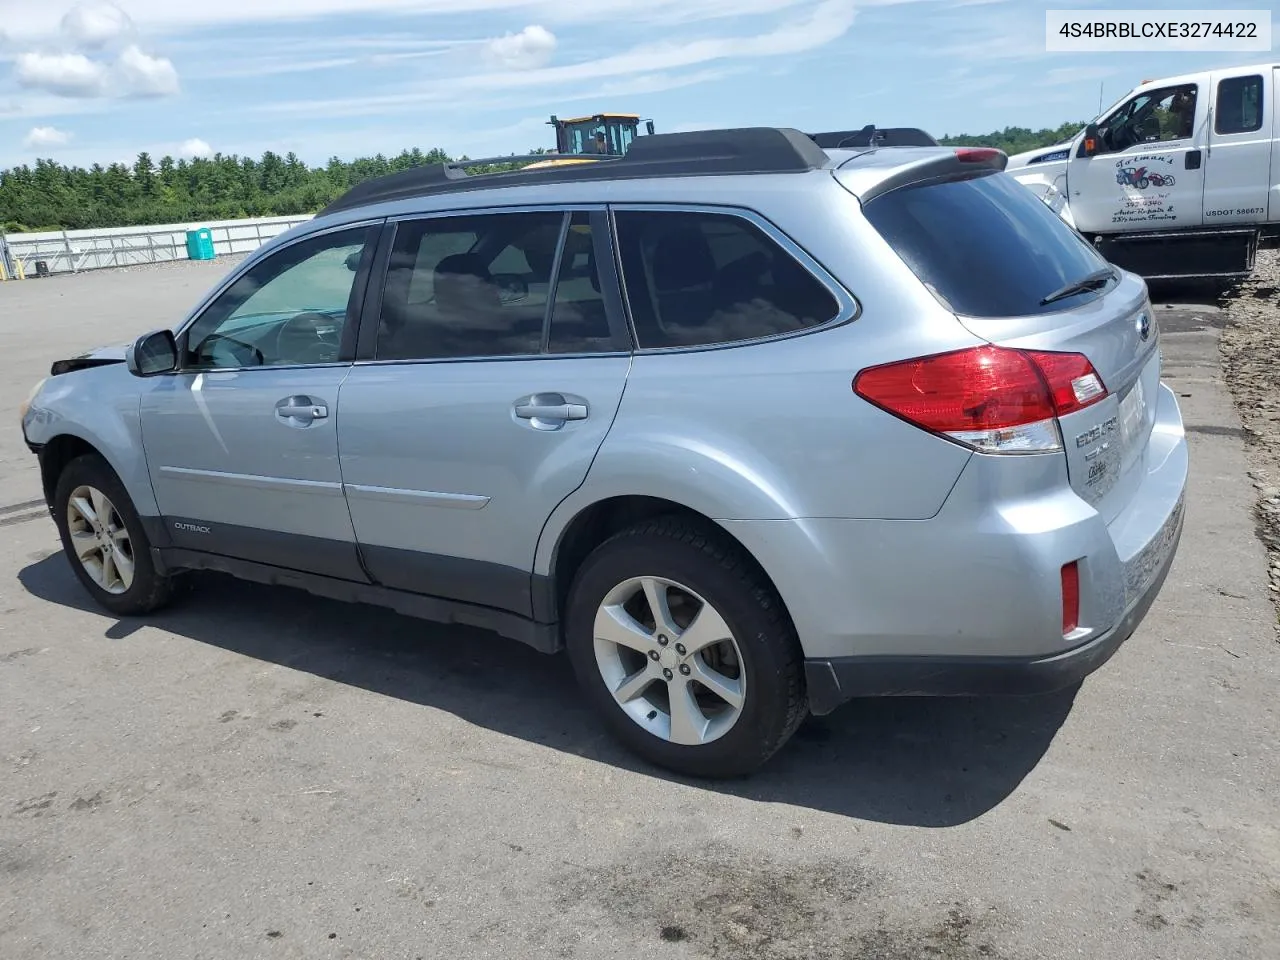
<box><xmin>1012</xmin><ymin>171</ymin><xmax>1074</xmax><ymax>227</ymax></box>
<box><xmin>533</xmin><ymin>428</ymin><xmax>801</xmax><ymax>577</ymax></box>
<box><xmin>24</xmin><ymin>367</ymin><xmax>159</xmax><ymax>517</ymax></box>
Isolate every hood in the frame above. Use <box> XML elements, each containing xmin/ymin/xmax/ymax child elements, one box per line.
<box><xmin>1007</xmin><ymin>144</ymin><xmax>1073</xmax><ymax>170</ymax></box>
<box><xmin>50</xmin><ymin>342</ymin><xmax>129</xmax><ymax>376</ymax></box>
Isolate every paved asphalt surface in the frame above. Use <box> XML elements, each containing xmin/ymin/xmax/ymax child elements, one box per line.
<box><xmin>1</xmin><ymin>263</ymin><xmax>1277</xmax><ymax>960</ymax></box>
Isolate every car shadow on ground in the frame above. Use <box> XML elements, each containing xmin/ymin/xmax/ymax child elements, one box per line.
<box><xmin>19</xmin><ymin>553</ymin><xmax>1078</xmax><ymax>828</ymax></box>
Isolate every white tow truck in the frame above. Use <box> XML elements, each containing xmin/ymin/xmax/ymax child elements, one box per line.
<box><xmin>1007</xmin><ymin>62</ymin><xmax>1278</xmax><ymax>280</ymax></box>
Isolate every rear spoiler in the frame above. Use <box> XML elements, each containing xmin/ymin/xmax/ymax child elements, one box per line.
<box><xmin>808</xmin><ymin>126</ymin><xmax>938</xmax><ymax>149</ymax></box>
<box><xmin>853</xmin><ymin>148</ymin><xmax>1009</xmax><ymax>203</ymax></box>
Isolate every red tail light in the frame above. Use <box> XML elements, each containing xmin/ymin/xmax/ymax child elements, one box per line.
<box><xmin>852</xmin><ymin>345</ymin><xmax>1108</xmax><ymax>454</ymax></box>
<box><xmin>1061</xmin><ymin>561</ymin><xmax>1080</xmax><ymax>635</ymax></box>
<box><xmin>1024</xmin><ymin>350</ymin><xmax>1107</xmax><ymax>415</ymax></box>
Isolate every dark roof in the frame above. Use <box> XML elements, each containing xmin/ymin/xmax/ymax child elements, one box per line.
<box><xmin>317</xmin><ymin>127</ymin><xmax>833</xmax><ymax>216</ymax></box>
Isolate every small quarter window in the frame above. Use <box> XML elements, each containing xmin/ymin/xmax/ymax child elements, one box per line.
<box><xmin>613</xmin><ymin>210</ymin><xmax>840</xmax><ymax>349</ymax></box>
<box><xmin>547</xmin><ymin>212</ymin><xmax>613</xmax><ymax>354</ymax></box>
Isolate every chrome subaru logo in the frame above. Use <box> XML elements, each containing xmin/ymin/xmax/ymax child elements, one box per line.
<box><xmin>1137</xmin><ymin>311</ymin><xmax>1151</xmax><ymax>341</ymax></box>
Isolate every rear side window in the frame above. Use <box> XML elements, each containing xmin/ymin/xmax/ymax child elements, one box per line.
<box><xmin>614</xmin><ymin>209</ymin><xmax>840</xmax><ymax>349</ymax></box>
<box><xmin>862</xmin><ymin>172</ymin><xmax>1114</xmax><ymax>317</ymax></box>
<box><xmin>1215</xmin><ymin>75</ymin><xmax>1263</xmax><ymax>135</ymax></box>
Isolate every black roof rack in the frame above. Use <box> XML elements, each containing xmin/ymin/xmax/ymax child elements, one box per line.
<box><xmin>317</xmin><ymin>127</ymin><xmax>832</xmax><ymax>216</ymax></box>
<box><xmin>808</xmin><ymin>125</ymin><xmax>938</xmax><ymax>149</ymax></box>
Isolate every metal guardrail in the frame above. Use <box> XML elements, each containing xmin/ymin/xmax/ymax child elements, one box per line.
<box><xmin>0</xmin><ymin>214</ymin><xmax>315</xmax><ymax>279</ymax></box>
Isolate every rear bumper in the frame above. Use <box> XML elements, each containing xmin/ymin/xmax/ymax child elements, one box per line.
<box><xmin>719</xmin><ymin>381</ymin><xmax>1188</xmax><ymax>708</ymax></box>
<box><xmin>803</xmin><ymin>494</ymin><xmax>1183</xmax><ymax>713</ymax></box>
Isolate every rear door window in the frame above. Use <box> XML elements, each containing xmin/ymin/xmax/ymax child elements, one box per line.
<box><xmin>376</xmin><ymin>212</ymin><xmax>563</xmax><ymax>361</ymax></box>
<box><xmin>1214</xmin><ymin>74</ymin><xmax>1263</xmax><ymax>134</ymax></box>
<box><xmin>862</xmin><ymin>171</ymin><xmax>1115</xmax><ymax>317</ymax></box>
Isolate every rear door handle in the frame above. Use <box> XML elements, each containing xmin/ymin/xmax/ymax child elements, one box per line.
<box><xmin>514</xmin><ymin>393</ymin><xmax>589</xmax><ymax>427</ymax></box>
<box><xmin>276</xmin><ymin>395</ymin><xmax>329</xmax><ymax>426</ymax></box>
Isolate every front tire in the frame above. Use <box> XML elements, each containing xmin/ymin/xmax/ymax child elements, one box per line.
<box><xmin>564</xmin><ymin>516</ymin><xmax>807</xmax><ymax>778</ymax></box>
<box><xmin>53</xmin><ymin>454</ymin><xmax>176</xmax><ymax>617</ymax></box>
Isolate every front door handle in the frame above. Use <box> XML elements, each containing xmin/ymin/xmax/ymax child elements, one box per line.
<box><xmin>514</xmin><ymin>393</ymin><xmax>589</xmax><ymax>429</ymax></box>
<box><xmin>1185</xmin><ymin>149</ymin><xmax>1202</xmax><ymax>170</ymax></box>
<box><xmin>276</xmin><ymin>395</ymin><xmax>328</xmax><ymax>426</ymax></box>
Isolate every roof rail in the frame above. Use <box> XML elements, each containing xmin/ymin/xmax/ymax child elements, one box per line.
<box><xmin>808</xmin><ymin>126</ymin><xmax>938</xmax><ymax>149</ymax></box>
<box><xmin>455</xmin><ymin>153</ymin><xmax>615</xmax><ymax>168</ymax></box>
<box><xmin>317</xmin><ymin>127</ymin><xmax>831</xmax><ymax>217</ymax></box>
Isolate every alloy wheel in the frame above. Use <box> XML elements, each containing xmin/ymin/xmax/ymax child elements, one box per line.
<box><xmin>66</xmin><ymin>485</ymin><xmax>135</xmax><ymax>595</ymax></box>
<box><xmin>593</xmin><ymin>576</ymin><xmax>747</xmax><ymax>746</ymax></box>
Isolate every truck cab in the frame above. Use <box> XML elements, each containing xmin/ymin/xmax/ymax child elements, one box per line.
<box><xmin>1008</xmin><ymin>63</ymin><xmax>1277</xmax><ymax>280</ymax></box>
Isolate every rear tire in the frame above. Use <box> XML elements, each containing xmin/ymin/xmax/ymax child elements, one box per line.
<box><xmin>564</xmin><ymin>516</ymin><xmax>807</xmax><ymax>778</ymax></box>
<box><xmin>53</xmin><ymin>454</ymin><xmax>176</xmax><ymax>617</ymax></box>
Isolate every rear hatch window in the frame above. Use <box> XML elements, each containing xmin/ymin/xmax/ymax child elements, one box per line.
<box><xmin>861</xmin><ymin>170</ymin><xmax>1115</xmax><ymax>317</ymax></box>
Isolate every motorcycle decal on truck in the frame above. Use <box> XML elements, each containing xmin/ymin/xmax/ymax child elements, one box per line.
<box><xmin>1115</xmin><ymin>166</ymin><xmax>1176</xmax><ymax>189</ymax></box>
<box><xmin>1111</xmin><ymin>155</ymin><xmax>1179</xmax><ymax>225</ymax></box>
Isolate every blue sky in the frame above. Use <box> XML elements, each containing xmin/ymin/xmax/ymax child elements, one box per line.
<box><xmin>0</xmin><ymin>0</ymin><xmax>1276</xmax><ymax>170</ymax></box>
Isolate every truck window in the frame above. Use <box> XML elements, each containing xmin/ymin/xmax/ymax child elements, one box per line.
<box><xmin>862</xmin><ymin>171</ymin><xmax>1115</xmax><ymax>318</ymax></box>
<box><xmin>1096</xmin><ymin>84</ymin><xmax>1197</xmax><ymax>153</ymax></box>
<box><xmin>1215</xmin><ymin>75</ymin><xmax>1263</xmax><ymax>135</ymax></box>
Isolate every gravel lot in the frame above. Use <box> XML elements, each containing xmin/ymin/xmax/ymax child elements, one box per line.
<box><xmin>2</xmin><ymin>259</ymin><xmax>1278</xmax><ymax>960</ymax></box>
<box><xmin>1219</xmin><ymin>248</ymin><xmax>1280</xmax><ymax>613</ymax></box>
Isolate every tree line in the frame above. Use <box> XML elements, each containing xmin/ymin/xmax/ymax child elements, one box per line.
<box><xmin>936</xmin><ymin>121</ymin><xmax>1086</xmax><ymax>155</ymax></box>
<box><xmin>1</xmin><ymin>123</ymin><xmax>1085</xmax><ymax>233</ymax></box>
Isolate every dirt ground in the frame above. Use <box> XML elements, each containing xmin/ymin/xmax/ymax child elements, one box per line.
<box><xmin>1217</xmin><ymin>247</ymin><xmax>1280</xmax><ymax>621</ymax></box>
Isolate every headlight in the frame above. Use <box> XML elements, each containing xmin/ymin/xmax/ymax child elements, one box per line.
<box><xmin>18</xmin><ymin>377</ymin><xmax>46</xmax><ymax>424</ymax></box>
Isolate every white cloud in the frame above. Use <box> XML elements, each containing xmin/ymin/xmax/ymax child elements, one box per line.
<box><xmin>60</xmin><ymin>2</ymin><xmax>133</xmax><ymax>50</ymax></box>
<box><xmin>22</xmin><ymin>124</ymin><xmax>72</xmax><ymax>147</ymax></box>
<box><xmin>483</xmin><ymin>24</ymin><xmax>556</xmax><ymax>69</ymax></box>
<box><xmin>115</xmin><ymin>44</ymin><xmax>179</xmax><ymax>96</ymax></box>
<box><xmin>177</xmin><ymin>137</ymin><xmax>213</xmax><ymax>158</ymax></box>
<box><xmin>254</xmin><ymin>0</ymin><xmax>855</xmax><ymax>118</ymax></box>
<box><xmin>15</xmin><ymin>50</ymin><xmax>106</xmax><ymax>96</ymax></box>
<box><xmin>0</xmin><ymin>0</ymin><xmax>847</xmax><ymax>38</ymax></box>
<box><xmin>12</xmin><ymin>43</ymin><xmax>179</xmax><ymax>98</ymax></box>
<box><xmin>471</xmin><ymin>0</ymin><xmax>854</xmax><ymax>91</ymax></box>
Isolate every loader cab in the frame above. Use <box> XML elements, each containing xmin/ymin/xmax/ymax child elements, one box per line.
<box><xmin>548</xmin><ymin>114</ymin><xmax>654</xmax><ymax>157</ymax></box>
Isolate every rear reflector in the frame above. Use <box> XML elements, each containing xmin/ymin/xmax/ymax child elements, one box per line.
<box><xmin>1061</xmin><ymin>561</ymin><xmax>1080</xmax><ymax>635</ymax></box>
<box><xmin>852</xmin><ymin>345</ymin><xmax>1108</xmax><ymax>454</ymax></box>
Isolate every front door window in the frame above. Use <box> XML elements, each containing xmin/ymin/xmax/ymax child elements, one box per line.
<box><xmin>1095</xmin><ymin>84</ymin><xmax>1198</xmax><ymax>154</ymax></box>
<box><xmin>183</xmin><ymin>226</ymin><xmax>374</xmax><ymax>369</ymax></box>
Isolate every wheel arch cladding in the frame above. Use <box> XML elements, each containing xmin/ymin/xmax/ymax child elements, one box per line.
<box><xmin>39</xmin><ymin>431</ymin><xmax>158</xmax><ymax>518</ymax></box>
<box><xmin>542</xmin><ymin>495</ymin><xmax>795</xmax><ymax>629</ymax></box>
<box><xmin>534</xmin><ymin>431</ymin><xmax>808</xmax><ymax>589</ymax></box>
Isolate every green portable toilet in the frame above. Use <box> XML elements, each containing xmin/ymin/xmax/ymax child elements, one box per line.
<box><xmin>185</xmin><ymin>228</ymin><xmax>215</xmax><ymax>261</ymax></box>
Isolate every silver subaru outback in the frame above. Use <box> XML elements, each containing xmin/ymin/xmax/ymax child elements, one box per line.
<box><xmin>20</xmin><ymin>128</ymin><xmax>1187</xmax><ymax>778</ymax></box>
